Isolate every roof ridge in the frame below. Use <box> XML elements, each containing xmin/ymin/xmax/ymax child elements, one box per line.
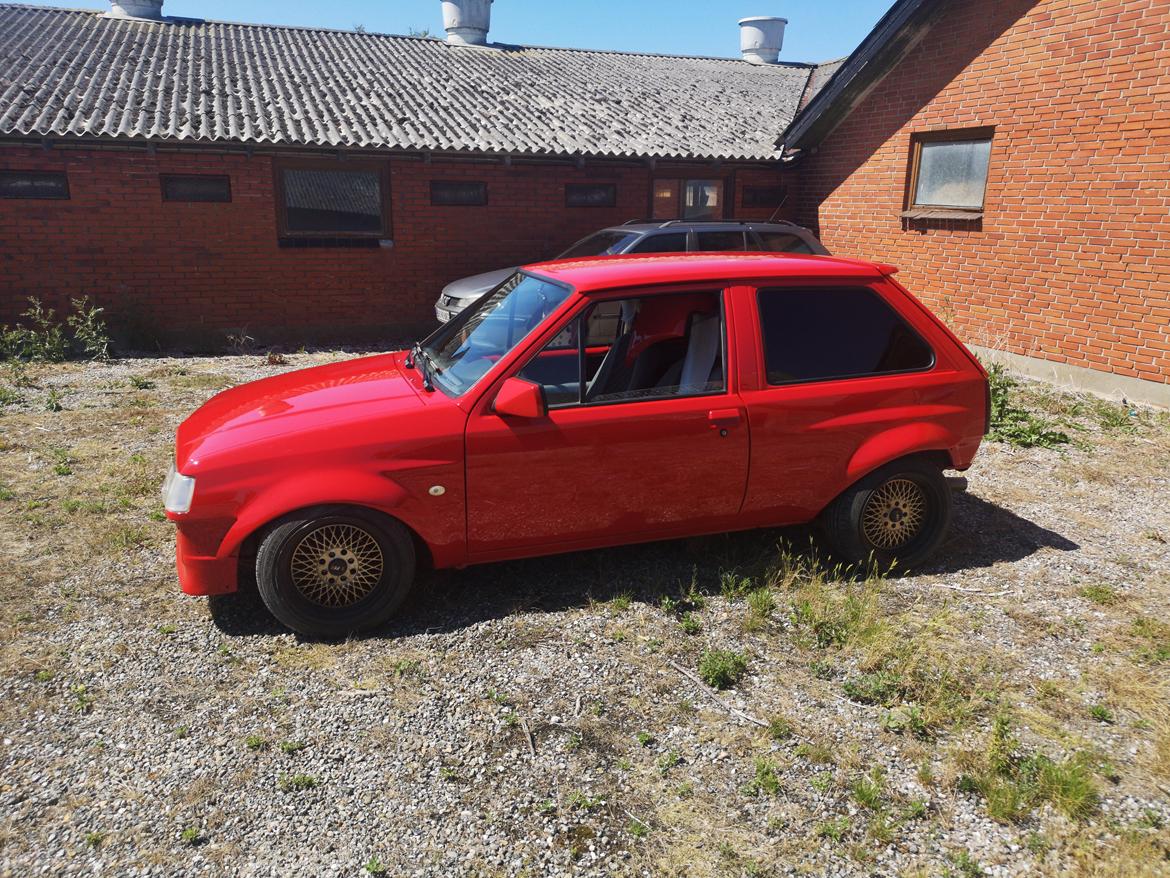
<box><xmin>0</xmin><ymin>2</ymin><xmax>817</xmax><ymax>67</ymax></box>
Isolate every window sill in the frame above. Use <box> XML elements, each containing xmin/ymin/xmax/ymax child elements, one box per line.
<box><xmin>901</xmin><ymin>208</ymin><xmax>983</xmax><ymax>221</ymax></box>
<box><xmin>278</xmin><ymin>237</ymin><xmax>391</xmax><ymax>249</ymax></box>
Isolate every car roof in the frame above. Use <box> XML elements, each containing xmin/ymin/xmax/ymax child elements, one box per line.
<box><xmin>524</xmin><ymin>252</ymin><xmax>888</xmax><ymax>292</ymax></box>
<box><xmin>605</xmin><ymin>220</ymin><xmax>810</xmax><ymax>234</ymax></box>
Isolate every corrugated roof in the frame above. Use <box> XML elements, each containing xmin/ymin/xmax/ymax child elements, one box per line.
<box><xmin>0</xmin><ymin>3</ymin><xmax>823</xmax><ymax>161</ymax></box>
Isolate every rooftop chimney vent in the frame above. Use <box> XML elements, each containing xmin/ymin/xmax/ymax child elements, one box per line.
<box><xmin>107</xmin><ymin>0</ymin><xmax>164</xmax><ymax>19</ymax></box>
<box><xmin>441</xmin><ymin>0</ymin><xmax>492</xmax><ymax>45</ymax></box>
<box><xmin>739</xmin><ymin>16</ymin><xmax>787</xmax><ymax>64</ymax></box>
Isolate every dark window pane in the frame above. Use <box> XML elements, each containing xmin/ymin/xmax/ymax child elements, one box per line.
<box><xmin>629</xmin><ymin>232</ymin><xmax>688</xmax><ymax>254</ymax></box>
<box><xmin>430</xmin><ymin>180</ymin><xmax>487</xmax><ymax>206</ymax></box>
<box><xmin>282</xmin><ymin>168</ymin><xmax>384</xmax><ymax>233</ymax></box>
<box><xmin>742</xmin><ymin>185</ymin><xmax>786</xmax><ymax>209</ymax></box>
<box><xmin>161</xmin><ymin>174</ymin><xmax>231</xmax><ymax>203</ymax></box>
<box><xmin>557</xmin><ymin>231</ymin><xmax>638</xmax><ymax>259</ymax></box>
<box><xmin>758</xmin><ymin>287</ymin><xmax>934</xmax><ymax>384</ymax></box>
<box><xmin>756</xmin><ymin>232</ymin><xmax>814</xmax><ymax>254</ymax></box>
<box><xmin>651</xmin><ymin>179</ymin><xmax>680</xmax><ymax>219</ymax></box>
<box><xmin>566</xmin><ymin>183</ymin><xmax>616</xmax><ymax>207</ymax></box>
<box><xmin>683</xmin><ymin>180</ymin><xmax>722</xmax><ymax>219</ymax></box>
<box><xmin>0</xmin><ymin>171</ymin><xmax>69</xmax><ymax>200</ymax></box>
<box><xmin>914</xmin><ymin>138</ymin><xmax>991</xmax><ymax>208</ymax></box>
<box><xmin>696</xmin><ymin>231</ymin><xmax>746</xmax><ymax>251</ymax></box>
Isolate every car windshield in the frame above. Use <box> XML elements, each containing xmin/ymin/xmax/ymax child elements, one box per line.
<box><xmin>557</xmin><ymin>230</ymin><xmax>639</xmax><ymax>259</ymax></box>
<box><xmin>423</xmin><ymin>272</ymin><xmax>572</xmax><ymax>397</ymax></box>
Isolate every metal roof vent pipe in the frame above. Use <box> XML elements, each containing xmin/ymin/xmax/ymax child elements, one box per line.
<box><xmin>739</xmin><ymin>16</ymin><xmax>787</xmax><ymax>64</ymax></box>
<box><xmin>107</xmin><ymin>0</ymin><xmax>164</xmax><ymax>19</ymax></box>
<box><xmin>441</xmin><ymin>0</ymin><xmax>492</xmax><ymax>45</ymax></box>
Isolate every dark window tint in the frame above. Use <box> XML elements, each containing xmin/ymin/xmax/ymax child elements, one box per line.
<box><xmin>0</xmin><ymin>171</ymin><xmax>69</xmax><ymax>200</ymax></box>
<box><xmin>557</xmin><ymin>231</ymin><xmax>638</xmax><ymax>259</ymax></box>
<box><xmin>629</xmin><ymin>232</ymin><xmax>689</xmax><ymax>254</ymax></box>
<box><xmin>161</xmin><ymin>174</ymin><xmax>231</xmax><ymax>203</ymax></box>
<box><xmin>566</xmin><ymin>183</ymin><xmax>616</xmax><ymax>207</ymax></box>
<box><xmin>756</xmin><ymin>231</ymin><xmax>815</xmax><ymax>254</ymax></box>
<box><xmin>282</xmin><ymin>168</ymin><xmax>384</xmax><ymax>234</ymax></box>
<box><xmin>431</xmin><ymin>180</ymin><xmax>487</xmax><ymax>206</ymax></box>
<box><xmin>742</xmin><ymin>184</ymin><xmax>787</xmax><ymax>209</ymax></box>
<box><xmin>696</xmin><ymin>231</ymin><xmax>746</xmax><ymax>252</ymax></box>
<box><xmin>758</xmin><ymin>287</ymin><xmax>934</xmax><ymax>384</ymax></box>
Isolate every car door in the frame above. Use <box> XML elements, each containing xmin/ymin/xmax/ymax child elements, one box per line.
<box><xmin>464</xmin><ymin>288</ymin><xmax>749</xmax><ymax>559</ymax></box>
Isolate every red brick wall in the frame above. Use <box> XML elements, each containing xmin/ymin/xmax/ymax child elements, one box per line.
<box><xmin>0</xmin><ymin>145</ymin><xmax>794</xmax><ymax>346</ymax></box>
<box><xmin>798</xmin><ymin>0</ymin><xmax>1170</xmax><ymax>385</ymax></box>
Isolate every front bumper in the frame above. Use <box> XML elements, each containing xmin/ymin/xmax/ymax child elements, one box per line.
<box><xmin>176</xmin><ymin>529</ymin><xmax>238</xmax><ymax>596</ymax></box>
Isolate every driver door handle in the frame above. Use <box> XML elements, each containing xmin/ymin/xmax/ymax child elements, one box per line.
<box><xmin>708</xmin><ymin>409</ymin><xmax>742</xmax><ymax>432</ymax></box>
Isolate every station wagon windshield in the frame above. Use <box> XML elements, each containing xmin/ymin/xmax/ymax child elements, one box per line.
<box><xmin>557</xmin><ymin>231</ymin><xmax>638</xmax><ymax>259</ymax></box>
<box><xmin>422</xmin><ymin>272</ymin><xmax>571</xmax><ymax>396</ymax></box>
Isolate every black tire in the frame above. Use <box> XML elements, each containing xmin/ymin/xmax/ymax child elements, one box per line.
<box><xmin>822</xmin><ymin>457</ymin><xmax>952</xmax><ymax>572</ymax></box>
<box><xmin>255</xmin><ymin>506</ymin><xmax>415</xmax><ymax>638</ymax></box>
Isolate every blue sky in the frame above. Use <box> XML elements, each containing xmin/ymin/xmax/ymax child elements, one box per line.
<box><xmin>58</xmin><ymin>1</ymin><xmax>893</xmax><ymax>62</ymax></box>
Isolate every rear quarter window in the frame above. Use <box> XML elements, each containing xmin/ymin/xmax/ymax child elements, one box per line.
<box><xmin>757</xmin><ymin>286</ymin><xmax>934</xmax><ymax>385</ymax></box>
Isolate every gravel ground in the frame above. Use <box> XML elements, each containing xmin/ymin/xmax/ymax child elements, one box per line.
<box><xmin>1</xmin><ymin>351</ymin><xmax>1168</xmax><ymax>877</ymax></box>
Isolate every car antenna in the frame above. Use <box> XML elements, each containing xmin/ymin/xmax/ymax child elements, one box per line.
<box><xmin>766</xmin><ymin>192</ymin><xmax>791</xmax><ymax>224</ymax></box>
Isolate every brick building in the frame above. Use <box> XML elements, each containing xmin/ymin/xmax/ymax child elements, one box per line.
<box><xmin>1</xmin><ymin>0</ymin><xmax>1168</xmax><ymax>403</ymax></box>
<box><xmin>785</xmin><ymin>0</ymin><xmax>1170</xmax><ymax>404</ymax></box>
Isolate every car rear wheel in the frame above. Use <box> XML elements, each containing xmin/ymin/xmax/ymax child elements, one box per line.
<box><xmin>822</xmin><ymin>457</ymin><xmax>952</xmax><ymax>571</ymax></box>
<box><xmin>255</xmin><ymin>506</ymin><xmax>415</xmax><ymax>638</ymax></box>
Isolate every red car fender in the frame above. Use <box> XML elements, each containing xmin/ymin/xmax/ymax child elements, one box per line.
<box><xmin>844</xmin><ymin>421</ymin><xmax>959</xmax><ymax>485</ymax></box>
<box><xmin>215</xmin><ymin>469</ymin><xmax>413</xmax><ymax>560</ymax></box>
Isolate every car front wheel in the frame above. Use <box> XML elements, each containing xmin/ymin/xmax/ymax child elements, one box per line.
<box><xmin>822</xmin><ymin>457</ymin><xmax>952</xmax><ymax>572</ymax></box>
<box><xmin>255</xmin><ymin>506</ymin><xmax>415</xmax><ymax>638</ymax></box>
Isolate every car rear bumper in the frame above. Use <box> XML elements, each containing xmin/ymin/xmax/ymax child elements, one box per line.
<box><xmin>176</xmin><ymin>531</ymin><xmax>237</xmax><ymax>596</ymax></box>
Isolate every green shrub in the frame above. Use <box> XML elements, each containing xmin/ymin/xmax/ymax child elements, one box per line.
<box><xmin>66</xmin><ymin>297</ymin><xmax>111</xmax><ymax>361</ymax></box>
<box><xmin>1</xmin><ymin>297</ymin><xmax>113</xmax><ymax>362</ymax></box>
<box><xmin>698</xmin><ymin>649</ymin><xmax>748</xmax><ymax>690</ymax></box>
<box><xmin>986</xmin><ymin>364</ymin><xmax>1069</xmax><ymax>448</ymax></box>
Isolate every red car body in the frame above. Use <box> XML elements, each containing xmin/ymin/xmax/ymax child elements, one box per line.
<box><xmin>168</xmin><ymin>253</ymin><xmax>987</xmax><ymax>598</ymax></box>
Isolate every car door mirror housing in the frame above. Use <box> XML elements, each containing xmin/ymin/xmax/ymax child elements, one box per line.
<box><xmin>493</xmin><ymin>377</ymin><xmax>547</xmax><ymax>419</ymax></box>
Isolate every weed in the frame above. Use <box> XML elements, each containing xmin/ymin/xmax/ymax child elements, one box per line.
<box><xmin>767</xmin><ymin>715</ymin><xmax>794</xmax><ymax>741</ymax></box>
<box><xmin>627</xmin><ymin>819</ymin><xmax>649</xmax><ymax>838</ymax></box>
<box><xmin>66</xmin><ymin>297</ymin><xmax>112</xmax><ymax>360</ymax></box>
<box><xmin>656</xmin><ymin>750</ymin><xmax>681</xmax><ymax>775</ymax></box>
<box><xmin>851</xmin><ymin>767</ymin><xmax>884</xmax><ymax>810</ymax></box>
<box><xmin>279</xmin><ymin>740</ymin><xmax>306</xmax><ymax>755</ymax></box>
<box><xmin>904</xmin><ymin>798</ymin><xmax>928</xmax><ymax>819</ymax></box>
<box><xmin>565</xmin><ymin>732</ymin><xmax>583</xmax><ymax>751</ymax></box>
<box><xmin>180</xmin><ymin>826</ymin><xmax>201</xmax><ymax>845</ymax></box>
<box><xmin>1</xmin><ymin>298</ymin><xmax>68</xmax><ymax>361</ymax></box>
<box><xmin>810</xmin><ymin>770</ymin><xmax>834</xmax><ymax>793</ymax></box>
<box><xmin>1080</xmin><ymin>584</ymin><xmax>1120</xmax><ymax>606</ymax></box>
<box><xmin>880</xmin><ymin>705</ymin><xmax>929</xmax><ymax>738</ymax></box>
<box><xmin>949</xmin><ymin>850</ymin><xmax>984</xmax><ymax>878</ymax></box>
<box><xmin>34</xmin><ymin>669</ymin><xmax>53</xmax><ymax>682</ymax></box>
<box><xmin>174</xmin><ymin>725</ymin><xmax>189</xmax><ymax>739</ymax></box>
<box><xmin>816</xmin><ymin>816</ymin><xmax>850</xmax><ymax>843</ymax></box>
<box><xmin>809</xmin><ymin>659</ymin><xmax>836</xmax><ymax>679</ymax></box>
<box><xmin>609</xmin><ymin>592</ymin><xmax>632</xmax><ymax>612</ymax></box>
<box><xmin>1089</xmin><ymin>703</ymin><xmax>1114</xmax><ymax>724</ymax></box>
<box><xmin>843</xmin><ymin>670</ymin><xmax>901</xmax><ymax>706</ymax></box>
<box><xmin>157</xmin><ymin>623</ymin><xmax>177</xmax><ymax>635</ymax></box>
<box><xmin>44</xmin><ymin>388</ymin><xmax>64</xmax><ymax>411</ymax></box>
<box><xmin>636</xmin><ymin>731</ymin><xmax>654</xmax><ymax>747</ymax></box>
<box><xmin>392</xmin><ymin>658</ymin><xmax>421</xmax><ymax>677</ymax></box>
<box><xmin>698</xmin><ymin>649</ymin><xmax>748</xmax><ymax>690</ymax></box>
<box><xmin>796</xmin><ymin>741</ymin><xmax>834</xmax><ymax>765</ymax></box>
<box><xmin>1130</xmin><ymin>617</ymin><xmax>1170</xmax><ymax>664</ymax></box>
<box><xmin>364</xmin><ymin>856</ymin><xmax>388</xmax><ymax>876</ymax></box>
<box><xmin>567</xmin><ymin>791</ymin><xmax>603</xmax><ymax>811</ymax></box>
<box><xmin>245</xmin><ymin>734</ymin><xmax>268</xmax><ymax>751</ymax></box>
<box><xmin>128</xmin><ymin>375</ymin><xmax>155</xmax><ymax>390</ymax></box>
<box><xmin>985</xmin><ymin>364</ymin><xmax>1069</xmax><ymax>448</ymax></box>
<box><xmin>6</xmin><ymin>360</ymin><xmax>34</xmax><ymax>387</ymax></box>
<box><xmin>750</xmin><ymin>757</ymin><xmax>781</xmax><ymax>796</ymax></box>
<box><xmin>439</xmin><ymin>766</ymin><xmax>458</xmax><ymax>781</ymax></box>
<box><xmin>0</xmin><ymin>484</ymin><xmax>13</xmax><ymax>501</ymax></box>
<box><xmin>720</xmin><ymin>570</ymin><xmax>754</xmax><ymax>600</ymax></box>
<box><xmin>72</xmin><ymin>683</ymin><xmax>94</xmax><ymax>713</ymax></box>
<box><xmin>277</xmin><ymin>773</ymin><xmax>318</xmax><ymax>791</ymax></box>
<box><xmin>0</xmin><ymin>385</ymin><xmax>22</xmax><ymax>406</ymax></box>
<box><xmin>265</xmin><ymin>350</ymin><xmax>288</xmax><ymax>366</ymax></box>
<box><xmin>84</xmin><ymin>831</ymin><xmax>106</xmax><ymax>849</ymax></box>
<box><xmin>678</xmin><ymin>612</ymin><xmax>701</xmax><ymax>635</ymax></box>
<box><xmin>744</xmin><ymin>587</ymin><xmax>776</xmax><ymax>630</ymax></box>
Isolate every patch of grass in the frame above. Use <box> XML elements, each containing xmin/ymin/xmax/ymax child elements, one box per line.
<box><xmin>567</xmin><ymin>791</ymin><xmax>603</xmax><ymax>811</ymax></box>
<box><xmin>635</xmin><ymin>731</ymin><xmax>654</xmax><ymax>747</ymax></box>
<box><xmin>245</xmin><ymin>734</ymin><xmax>269</xmax><ymax>751</ymax></box>
<box><xmin>842</xmin><ymin>670</ymin><xmax>901</xmax><ymax>706</ymax></box>
<box><xmin>277</xmin><ymin>773</ymin><xmax>318</xmax><ymax>791</ymax></box>
<box><xmin>278</xmin><ymin>740</ymin><xmax>306</xmax><ymax>755</ymax></box>
<box><xmin>948</xmin><ymin>850</ymin><xmax>984</xmax><ymax>878</ymax></box>
<box><xmin>179</xmin><ymin>827</ymin><xmax>201</xmax><ymax>845</ymax></box>
<box><xmin>364</xmin><ymin>856</ymin><xmax>388</xmax><ymax>876</ymax></box>
<box><xmin>44</xmin><ymin>388</ymin><xmax>63</xmax><ymax>412</ymax></box>
<box><xmin>1080</xmin><ymin>584</ymin><xmax>1121</xmax><ymax>606</ymax></box>
<box><xmin>1089</xmin><ymin>703</ymin><xmax>1114</xmax><ymax>724</ymax></box>
<box><xmin>720</xmin><ymin>570</ymin><xmax>755</xmax><ymax>600</ymax></box>
<box><xmin>0</xmin><ymin>385</ymin><xmax>23</xmax><ymax>406</ymax></box>
<box><xmin>34</xmin><ymin>669</ymin><xmax>54</xmax><ymax>683</ymax></box>
<box><xmin>749</xmin><ymin>757</ymin><xmax>781</xmax><ymax>796</ymax></box>
<box><xmin>788</xmin><ymin>578</ymin><xmax>881</xmax><ymax>649</ymax></box>
<box><xmin>985</xmin><ymin>364</ymin><xmax>1070</xmax><ymax>448</ymax></box>
<box><xmin>815</xmin><ymin>816</ymin><xmax>850</xmax><ymax>843</ymax></box>
<box><xmin>174</xmin><ymin>725</ymin><xmax>189</xmax><ymax>739</ymax></box>
<box><xmin>767</xmin><ymin>715</ymin><xmax>794</xmax><ymax>741</ymax></box>
<box><xmin>678</xmin><ymin>612</ymin><xmax>701</xmax><ymax>635</ymax></box>
<box><xmin>84</xmin><ymin>831</ymin><xmax>106</xmax><ymax>849</ymax></box>
<box><xmin>810</xmin><ymin>771</ymin><xmax>834</xmax><ymax>793</ymax></box>
<box><xmin>128</xmin><ymin>375</ymin><xmax>155</xmax><ymax>390</ymax></box>
<box><xmin>157</xmin><ymin>623</ymin><xmax>177</xmax><ymax>635</ymax></box>
<box><xmin>743</xmin><ymin>587</ymin><xmax>776</xmax><ymax>630</ymax></box>
<box><xmin>656</xmin><ymin>750</ymin><xmax>681</xmax><ymax>775</ymax></box>
<box><xmin>796</xmin><ymin>741</ymin><xmax>834</xmax><ymax>765</ymax></box>
<box><xmin>608</xmin><ymin>592</ymin><xmax>632</xmax><ymax>613</ymax></box>
<box><xmin>851</xmin><ymin>767</ymin><xmax>884</xmax><ymax>810</ymax></box>
<box><xmin>0</xmin><ymin>484</ymin><xmax>14</xmax><ymax>501</ymax></box>
<box><xmin>72</xmin><ymin>683</ymin><xmax>94</xmax><ymax>713</ymax></box>
<box><xmin>627</xmin><ymin>819</ymin><xmax>649</xmax><ymax>838</ymax></box>
<box><xmin>1130</xmin><ymin>616</ymin><xmax>1170</xmax><ymax>664</ymax></box>
<box><xmin>698</xmin><ymin>649</ymin><xmax>748</xmax><ymax>690</ymax></box>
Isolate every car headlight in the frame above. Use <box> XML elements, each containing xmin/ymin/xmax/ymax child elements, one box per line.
<box><xmin>162</xmin><ymin>464</ymin><xmax>197</xmax><ymax>514</ymax></box>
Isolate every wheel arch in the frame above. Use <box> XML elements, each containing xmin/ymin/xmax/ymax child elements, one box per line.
<box><xmin>844</xmin><ymin>422</ymin><xmax>959</xmax><ymax>486</ymax></box>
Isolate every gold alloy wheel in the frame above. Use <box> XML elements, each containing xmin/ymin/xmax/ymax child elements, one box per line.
<box><xmin>861</xmin><ymin>478</ymin><xmax>927</xmax><ymax>550</ymax></box>
<box><xmin>288</xmin><ymin>523</ymin><xmax>384</xmax><ymax>608</ymax></box>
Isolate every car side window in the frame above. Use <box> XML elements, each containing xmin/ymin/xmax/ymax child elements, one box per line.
<box><xmin>628</xmin><ymin>233</ymin><xmax>689</xmax><ymax>254</ymax></box>
<box><xmin>517</xmin><ymin>291</ymin><xmax>726</xmax><ymax>408</ymax></box>
<box><xmin>755</xmin><ymin>231</ymin><xmax>816</xmax><ymax>254</ymax></box>
<box><xmin>695</xmin><ymin>231</ymin><xmax>747</xmax><ymax>251</ymax></box>
<box><xmin>757</xmin><ymin>287</ymin><xmax>934</xmax><ymax>385</ymax></box>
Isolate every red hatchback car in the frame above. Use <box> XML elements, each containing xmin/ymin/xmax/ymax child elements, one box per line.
<box><xmin>164</xmin><ymin>253</ymin><xmax>988</xmax><ymax>636</ymax></box>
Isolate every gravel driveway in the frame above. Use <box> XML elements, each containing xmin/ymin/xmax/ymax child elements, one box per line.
<box><xmin>1</xmin><ymin>351</ymin><xmax>1168</xmax><ymax>877</ymax></box>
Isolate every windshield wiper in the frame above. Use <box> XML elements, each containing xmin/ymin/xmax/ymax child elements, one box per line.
<box><xmin>406</xmin><ymin>342</ymin><xmax>437</xmax><ymax>392</ymax></box>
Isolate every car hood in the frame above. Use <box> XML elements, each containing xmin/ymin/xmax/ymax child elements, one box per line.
<box><xmin>442</xmin><ymin>267</ymin><xmax>517</xmax><ymax>302</ymax></box>
<box><xmin>176</xmin><ymin>353</ymin><xmax>421</xmax><ymax>470</ymax></box>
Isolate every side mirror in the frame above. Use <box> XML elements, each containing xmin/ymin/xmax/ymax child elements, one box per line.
<box><xmin>493</xmin><ymin>377</ymin><xmax>547</xmax><ymax>419</ymax></box>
